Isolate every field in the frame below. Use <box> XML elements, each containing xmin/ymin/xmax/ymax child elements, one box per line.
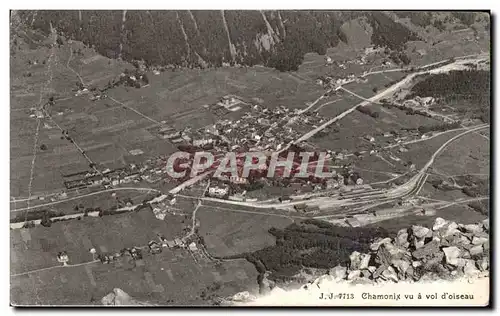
<box><xmin>10</xmin><ymin>208</ymin><xmax>258</xmax><ymax>305</ymax></box>
<box><xmin>431</xmin><ymin>131</ymin><xmax>490</xmax><ymax>176</ymax></box>
<box><xmin>197</xmin><ymin>206</ymin><xmax>292</xmax><ymax>257</ymax></box>
<box><xmin>369</xmin><ymin>204</ymin><xmax>487</xmax><ymax>234</ymax></box>
<box><xmin>10</xmin><ymin>33</ymin><xmax>330</xmax><ymax>200</ymax></box>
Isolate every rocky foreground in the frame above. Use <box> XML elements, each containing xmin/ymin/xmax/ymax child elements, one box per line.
<box><xmin>101</xmin><ymin>288</ymin><xmax>152</xmax><ymax>306</ymax></box>
<box><xmin>226</xmin><ymin>217</ymin><xmax>490</xmax><ymax>305</ymax></box>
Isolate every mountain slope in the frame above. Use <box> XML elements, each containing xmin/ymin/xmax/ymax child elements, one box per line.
<box><xmin>14</xmin><ymin>10</ymin><xmax>483</xmax><ymax>71</ymax></box>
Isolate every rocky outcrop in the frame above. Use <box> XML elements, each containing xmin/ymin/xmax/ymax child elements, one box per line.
<box><xmin>335</xmin><ymin>218</ymin><xmax>490</xmax><ymax>284</ymax></box>
<box><xmin>101</xmin><ymin>288</ymin><xmax>151</xmax><ymax>306</ymax></box>
<box><xmin>228</xmin><ymin>217</ymin><xmax>489</xmax><ymax>305</ymax></box>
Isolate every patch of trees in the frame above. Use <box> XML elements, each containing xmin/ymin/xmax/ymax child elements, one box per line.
<box><xmin>394</xmin><ymin>12</ymin><xmax>432</xmax><ymax>28</ymax></box>
<box><xmin>432</xmin><ymin>19</ymin><xmax>446</xmax><ymax>31</ymax></box>
<box><xmin>468</xmin><ymin>201</ymin><xmax>489</xmax><ymax>215</ymax></box>
<box><xmin>452</xmin><ymin>12</ymin><xmax>478</xmax><ymax>26</ymax></box>
<box><xmin>462</xmin><ymin>179</ymin><xmax>489</xmax><ymax>198</ymax></box>
<box><xmin>417</xmin><ymin>122</ymin><xmax>461</xmax><ymax>134</ymax></box>
<box><xmin>389</xmin><ymin>51</ymin><xmax>411</xmax><ymax>65</ymax></box>
<box><xmin>243</xmin><ymin>220</ymin><xmax>390</xmax><ymax>278</ymax></box>
<box><xmin>10</xmin><ymin>209</ymin><xmax>64</xmax><ymax>224</ymax></box>
<box><xmin>357</xmin><ymin>106</ymin><xmax>380</xmax><ymax>118</ymax></box>
<box><xmin>409</xmin><ymin>70</ymin><xmax>490</xmax><ymax>123</ymax></box>
<box><xmin>368</xmin><ymin>12</ymin><xmax>421</xmax><ymax>51</ymax></box>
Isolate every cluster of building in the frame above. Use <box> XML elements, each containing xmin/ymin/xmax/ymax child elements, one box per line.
<box><xmin>316</xmin><ymin>73</ymin><xmax>368</xmax><ymax>89</ymax></box>
<box><xmin>402</xmin><ymin>96</ymin><xmax>436</xmax><ymax>109</ymax></box>
<box><xmin>91</xmin><ymin>233</ymin><xmax>199</xmax><ymax>266</ymax></box>
<box><xmin>62</xmin><ymin>166</ymin><xmax>142</xmax><ymax>190</ymax></box>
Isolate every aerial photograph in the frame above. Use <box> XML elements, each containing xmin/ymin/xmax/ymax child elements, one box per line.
<box><xmin>10</xmin><ymin>10</ymin><xmax>490</xmax><ymax>306</ymax></box>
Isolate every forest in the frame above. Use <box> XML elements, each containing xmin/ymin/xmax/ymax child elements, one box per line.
<box><xmin>409</xmin><ymin>70</ymin><xmax>490</xmax><ymax>123</ymax></box>
<box><xmin>243</xmin><ymin>219</ymin><xmax>390</xmax><ymax>279</ymax></box>
<box><xmin>17</xmin><ymin>10</ymin><xmax>427</xmax><ymax>72</ymax></box>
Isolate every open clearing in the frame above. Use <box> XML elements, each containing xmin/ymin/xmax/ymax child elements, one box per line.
<box><xmin>197</xmin><ymin>206</ymin><xmax>292</xmax><ymax>257</ymax></box>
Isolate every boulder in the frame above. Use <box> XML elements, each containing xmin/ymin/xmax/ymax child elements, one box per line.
<box><xmin>329</xmin><ymin>265</ymin><xmax>347</xmax><ymax>280</ymax></box>
<box><xmin>442</xmin><ymin>222</ymin><xmax>460</xmax><ymax>238</ymax></box>
<box><xmin>383</xmin><ymin>243</ymin><xmax>407</xmax><ymax>258</ymax></box>
<box><xmin>396</xmin><ymin>229</ymin><xmax>409</xmax><ymax>247</ymax></box>
<box><xmin>463</xmin><ymin>259</ymin><xmax>480</xmax><ymax>278</ymax></box>
<box><xmin>433</xmin><ymin>217</ymin><xmax>449</xmax><ymax>231</ymax></box>
<box><xmin>359</xmin><ymin>254</ymin><xmax>371</xmax><ymax>270</ymax></box>
<box><xmin>483</xmin><ymin>241</ymin><xmax>490</xmax><ymax>253</ymax></box>
<box><xmin>477</xmin><ymin>257</ymin><xmax>488</xmax><ymax>271</ymax></box>
<box><xmin>232</xmin><ymin>291</ymin><xmax>254</xmax><ymax>302</ymax></box>
<box><xmin>462</xmin><ymin>224</ymin><xmax>483</xmax><ymax>235</ymax></box>
<box><xmin>468</xmin><ymin>245</ymin><xmax>483</xmax><ymax>256</ymax></box>
<box><xmin>472</xmin><ymin>237</ymin><xmax>488</xmax><ymax>245</ymax></box>
<box><xmin>372</xmin><ymin>264</ymin><xmax>388</xmax><ymax>279</ymax></box>
<box><xmin>414</xmin><ymin>239</ymin><xmax>425</xmax><ymax>249</ymax></box>
<box><xmin>368</xmin><ymin>266</ymin><xmax>377</xmax><ymax>274</ymax></box>
<box><xmin>412</xmin><ymin>225</ymin><xmax>430</xmax><ymax>239</ymax></box>
<box><xmin>412</xmin><ymin>240</ymin><xmax>440</xmax><ymax>259</ymax></box>
<box><xmin>101</xmin><ymin>288</ymin><xmax>147</xmax><ymax>306</ymax></box>
<box><xmin>446</xmin><ymin>234</ymin><xmax>472</xmax><ymax>249</ymax></box>
<box><xmin>101</xmin><ymin>292</ymin><xmax>116</xmax><ymax>305</ymax></box>
<box><xmin>412</xmin><ymin>261</ymin><xmax>422</xmax><ymax>268</ymax></box>
<box><xmin>349</xmin><ymin>251</ymin><xmax>362</xmax><ymax>270</ymax></box>
<box><xmin>392</xmin><ymin>259</ymin><xmax>410</xmax><ymax>276</ymax></box>
<box><xmin>370</xmin><ymin>237</ymin><xmax>392</xmax><ymax>251</ymax></box>
<box><xmin>360</xmin><ymin>269</ymin><xmax>372</xmax><ymax>279</ymax></box>
<box><xmin>443</xmin><ymin>246</ymin><xmax>461</xmax><ymax>266</ymax></box>
<box><xmin>423</xmin><ymin>252</ymin><xmax>444</xmax><ymax>270</ymax></box>
<box><xmin>347</xmin><ymin>270</ymin><xmax>361</xmax><ymax>281</ymax></box>
<box><xmin>381</xmin><ymin>266</ymin><xmax>398</xmax><ymax>282</ymax></box>
<box><xmin>482</xmin><ymin>219</ymin><xmax>489</xmax><ymax>231</ymax></box>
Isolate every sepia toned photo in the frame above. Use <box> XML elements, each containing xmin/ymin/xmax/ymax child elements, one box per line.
<box><xmin>9</xmin><ymin>10</ymin><xmax>490</xmax><ymax>306</ymax></box>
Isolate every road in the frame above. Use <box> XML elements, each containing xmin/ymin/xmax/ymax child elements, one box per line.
<box><xmin>11</xmin><ymin>187</ymin><xmax>160</xmax><ymax>213</ymax></box>
<box><xmin>289</xmin><ymin>55</ymin><xmax>487</xmax><ymax>146</ymax></box>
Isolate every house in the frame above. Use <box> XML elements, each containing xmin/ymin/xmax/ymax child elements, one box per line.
<box><xmin>356</xmin><ymin>178</ymin><xmax>364</xmax><ymax>185</ymax></box>
<box><xmin>163</xmin><ymin>131</ymin><xmax>181</xmax><ymax>139</ymax></box>
<box><xmin>188</xmin><ymin>242</ymin><xmax>198</xmax><ymax>251</ymax></box>
<box><xmin>174</xmin><ymin>238</ymin><xmax>185</xmax><ymax>248</ymax></box>
<box><xmin>365</xmin><ymin>135</ymin><xmax>375</xmax><ymax>143</ymax></box>
<box><xmin>193</xmin><ymin>138</ymin><xmax>213</xmax><ymax>147</ymax></box>
<box><xmin>57</xmin><ymin>251</ymin><xmax>69</xmax><ymax>265</ymax></box>
<box><xmin>208</xmin><ymin>186</ymin><xmax>229</xmax><ymax>198</ymax></box>
<box><xmin>230</xmin><ymin>176</ymin><xmax>247</xmax><ymax>184</ymax></box>
<box><xmin>229</xmin><ymin>194</ymin><xmax>245</xmax><ymax>201</ymax></box>
<box><xmin>326</xmin><ymin>179</ymin><xmax>339</xmax><ymax>189</ymax></box>
<box><xmin>164</xmin><ymin>240</ymin><xmax>176</xmax><ymax>248</ymax></box>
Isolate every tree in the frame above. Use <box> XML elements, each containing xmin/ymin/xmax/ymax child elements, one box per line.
<box><xmin>41</xmin><ymin>212</ymin><xmax>52</xmax><ymax>227</ymax></box>
<box><xmin>40</xmin><ymin>144</ymin><xmax>47</xmax><ymax>151</ymax></box>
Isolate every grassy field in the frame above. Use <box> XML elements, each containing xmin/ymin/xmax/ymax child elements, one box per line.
<box><xmin>370</xmin><ymin>204</ymin><xmax>487</xmax><ymax>234</ymax></box>
<box><xmin>197</xmin><ymin>206</ymin><xmax>292</xmax><ymax>257</ymax></box>
<box><xmin>431</xmin><ymin>131</ymin><xmax>490</xmax><ymax>176</ymax></box>
<box><xmin>10</xmin><ymin>207</ymin><xmax>259</xmax><ymax>305</ymax></box>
